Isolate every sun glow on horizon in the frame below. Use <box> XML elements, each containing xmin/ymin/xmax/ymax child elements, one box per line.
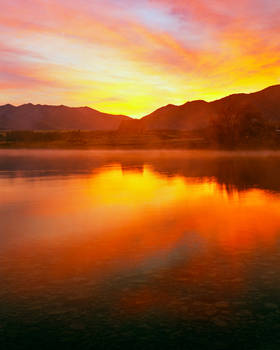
<box><xmin>0</xmin><ymin>0</ymin><xmax>280</xmax><ymax>117</ymax></box>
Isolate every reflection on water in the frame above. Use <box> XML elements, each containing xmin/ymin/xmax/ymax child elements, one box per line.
<box><xmin>1</xmin><ymin>150</ymin><xmax>280</xmax><ymax>349</ymax></box>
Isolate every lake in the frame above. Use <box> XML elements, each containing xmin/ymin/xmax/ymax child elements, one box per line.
<box><xmin>1</xmin><ymin>150</ymin><xmax>280</xmax><ymax>349</ymax></box>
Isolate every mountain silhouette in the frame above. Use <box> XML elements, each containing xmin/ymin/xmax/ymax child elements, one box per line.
<box><xmin>0</xmin><ymin>104</ymin><xmax>130</xmax><ymax>130</ymax></box>
<box><xmin>120</xmin><ymin>85</ymin><xmax>280</xmax><ymax>131</ymax></box>
<box><xmin>1</xmin><ymin>85</ymin><xmax>280</xmax><ymax>130</ymax></box>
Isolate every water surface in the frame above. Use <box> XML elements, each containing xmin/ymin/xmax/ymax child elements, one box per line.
<box><xmin>1</xmin><ymin>150</ymin><xmax>280</xmax><ymax>349</ymax></box>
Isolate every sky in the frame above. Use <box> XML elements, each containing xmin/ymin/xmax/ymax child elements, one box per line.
<box><xmin>0</xmin><ymin>0</ymin><xmax>280</xmax><ymax>117</ymax></box>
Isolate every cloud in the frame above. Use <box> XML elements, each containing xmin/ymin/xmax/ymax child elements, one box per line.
<box><xmin>0</xmin><ymin>0</ymin><xmax>279</xmax><ymax>116</ymax></box>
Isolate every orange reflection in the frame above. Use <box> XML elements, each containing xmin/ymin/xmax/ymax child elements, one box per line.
<box><xmin>1</xmin><ymin>165</ymin><xmax>280</xmax><ymax>315</ymax></box>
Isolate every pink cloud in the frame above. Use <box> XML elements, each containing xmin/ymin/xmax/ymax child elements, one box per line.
<box><xmin>0</xmin><ymin>0</ymin><xmax>279</xmax><ymax>115</ymax></box>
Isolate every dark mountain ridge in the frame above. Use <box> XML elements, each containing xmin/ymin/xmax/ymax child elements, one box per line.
<box><xmin>1</xmin><ymin>84</ymin><xmax>280</xmax><ymax>131</ymax></box>
<box><xmin>0</xmin><ymin>103</ymin><xmax>131</xmax><ymax>130</ymax></box>
<box><xmin>135</xmin><ymin>85</ymin><xmax>280</xmax><ymax>131</ymax></box>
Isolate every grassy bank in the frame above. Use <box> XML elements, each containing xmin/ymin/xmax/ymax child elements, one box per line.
<box><xmin>0</xmin><ymin>130</ymin><xmax>279</xmax><ymax>149</ymax></box>
<box><xmin>0</xmin><ymin>130</ymin><xmax>209</xmax><ymax>149</ymax></box>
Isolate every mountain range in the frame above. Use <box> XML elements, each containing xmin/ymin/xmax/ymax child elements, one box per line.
<box><xmin>1</xmin><ymin>85</ymin><xmax>280</xmax><ymax>131</ymax></box>
<box><xmin>0</xmin><ymin>104</ymin><xmax>130</xmax><ymax>130</ymax></box>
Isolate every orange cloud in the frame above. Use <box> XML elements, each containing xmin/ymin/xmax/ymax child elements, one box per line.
<box><xmin>0</xmin><ymin>0</ymin><xmax>279</xmax><ymax>116</ymax></box>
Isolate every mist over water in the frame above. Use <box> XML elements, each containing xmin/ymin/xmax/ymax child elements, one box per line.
<box><xmin>1</xmin><ymin>150</ymin><xmax>280</xmax><ymax>349</ymax></box>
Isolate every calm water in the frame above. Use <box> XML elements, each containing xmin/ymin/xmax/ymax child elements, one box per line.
<box><xmin>1</xmin><ymin>150</ymin><xmax>280</xmax><ymax>349</ymax></box>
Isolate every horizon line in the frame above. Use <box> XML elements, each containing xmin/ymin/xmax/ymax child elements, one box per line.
<box><xmin>1</xmin><ymin>83</ymin><xmax>279</xmax><ymax>119</ymax></box>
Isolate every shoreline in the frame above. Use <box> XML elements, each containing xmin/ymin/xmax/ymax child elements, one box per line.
<box><xmin>1</xmin><ymin>147</ymin><xmax>280</xmax><ymax>155</ymax></box>
<box><xmin>1</xmin><ymin>130</ymin><xmax>279</xmax><ymax>150</ymax></box>
<box><xmin>1</xmin><ymin>143</ymin><xmax>280</xmax><ymax>151</ymax></box>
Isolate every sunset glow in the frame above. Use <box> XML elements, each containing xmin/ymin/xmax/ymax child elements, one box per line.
<box><xmin>2</xmin><ymin>165</ymin><xmax>280</xmax><ymax>293</ymax></box>
<box><xmin>1</xmin><ymin>0</ymin><xmax>280</xmax><ymax>116</ymax></box>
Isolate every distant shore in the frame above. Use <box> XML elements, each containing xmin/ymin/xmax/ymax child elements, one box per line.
<box><xmin>0</xmin><ymin>130</ymin><xmax>208</xmax><ymax>150</ymax></box>
<box><xmin>0</xmin><ymin>130</ymin><xmax>279</xmax><ymax>150</ymax></box>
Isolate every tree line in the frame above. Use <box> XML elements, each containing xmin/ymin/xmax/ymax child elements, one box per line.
<box><xmin>208</xmin><ymin>108</ymin><xmax>279</xmax><ymax>148</ymax></box>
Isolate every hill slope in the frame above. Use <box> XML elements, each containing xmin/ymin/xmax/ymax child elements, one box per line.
<box><xmin>2</xmin><ymin>85</ymin><xmax>280</xmax><ymax>131</ymax></box>
<box><xmin>120</xmin><ymin>85</ymin><xmax>280</xmax><ymax>131</ymax></box>
<box><xmin>0</xmin><ymin>104</ymin><xmax>131</xmax><ymax>130</ymax></box>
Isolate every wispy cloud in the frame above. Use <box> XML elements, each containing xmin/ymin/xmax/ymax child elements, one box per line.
<box><xmin>0</xmin><ymin>0</ymin><xmax>279</xmax><ymax>116</ymax></box>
